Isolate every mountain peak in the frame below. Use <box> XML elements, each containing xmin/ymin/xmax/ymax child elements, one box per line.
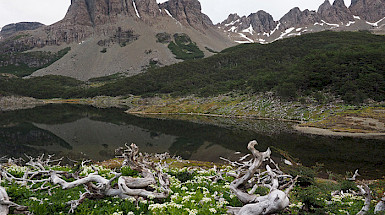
<box><xmin>333</xmin><ymin>0</ymin><xmax>348</xmax><ymax>8</ymax></box>
<box><xmin>349</xmin><ymin>0</ymin><xmax>385</xmax><ymax>22</ymax></box>
<box><xmin>159</xmin><ymin>0</ymin><xmax>213</xmax><ymax>31</ymax></box>
<box><xmin>318</xmin><ymin>0</ymin><xmax>332</xmax><ymax>14</ymax></box>
<box><xmin>280</xmin><ymin>7</ymin><xmax>320</xmax><ymax>29</ymax></box>
<box><xmin>317</xmin><ymin>0</ymin><xmax>353</xmax><ymax>23</ymax></box>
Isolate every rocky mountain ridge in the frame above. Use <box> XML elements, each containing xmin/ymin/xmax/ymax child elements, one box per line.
<box><xmin>1</xmin><ymin>0</ymin><xmax>385</xmax><ymax>80</ymax></box>
<box><xmin>218</xmin><ymin>0</ymin><xmax>385</xmax><ymax>43</ymax></box>
<box><xmin>0</xmin><ymin>0</ymin><xmax>233</xmax><ymax>80</ymax></box>
<box><xmin>0</xmin><ymin>22</ymin><xmax>45</xmax><ymax>39</ymax></box>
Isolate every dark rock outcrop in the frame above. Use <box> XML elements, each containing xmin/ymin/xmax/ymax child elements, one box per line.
<box><xmin>159</xmin><ymin>0</ymin><xmax>213</xmax><ymax>31</ymax></box>
<box><xmin>249</xmin><ymin>11</ymin><xmax>277</xmax><ymax>33</ymax></box>
<box><xmin>317</xmin><ymin>0</ymin><xmax>354</xmax><ymax>24</ymax></box>
<box><xmin>350</xmin><ymin>0</ymin><xmax>385</xmax><ymax>22</ymax></box>
<box><xmin>0</xmin><ymin>22</ymin><xmax>44</xmax><ymax>39</ymax></box>
<box><xmin>135</xmin><ymin>0</ymin><xmax>161</xmax><ymax>18</ymax></box>
<box><xmin>279</xmin><ymin>8</ymin><xmax>320</xmax><ymax>29</ymax></box>
<box><xmin>218</xmin><ymin>11</ymin><xmax>277</xmax><ymax>34</ymax></box>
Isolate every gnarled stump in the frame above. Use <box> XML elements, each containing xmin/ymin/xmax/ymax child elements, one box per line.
<box><xmin>226</xmin><ymin>140</ymin><xmax>297</xmax><ymax>215</ymax></box>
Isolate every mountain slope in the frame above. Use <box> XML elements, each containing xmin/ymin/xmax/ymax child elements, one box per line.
<box><xmin>1</xmin><ymin>31</ymin><xmax>384</xmax><ymax>104</ymax></box>
<box><xmin>0</xmin><ymin>0</ymin><xmax>234</xmax><ymax>81</ymax></box>
<box><xmin>89</xmin><ymin>31</ymin><xmax>385</xmax><ymax>103</ymax></box>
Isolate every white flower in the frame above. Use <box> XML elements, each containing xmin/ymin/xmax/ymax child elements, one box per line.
<box><xmin>209</xmin><ymin>208</ymin><xmax>217</xmax><ymax>213</ymax></box>
<box><xmin>186</xmin><ymin>208</ymin><xmax>198</xmax><ymax>215</ymax></box>
<box><xmin>200</xmin><ymin>197</ymin><xmax>211</xmax><ymax>204</ymax></box>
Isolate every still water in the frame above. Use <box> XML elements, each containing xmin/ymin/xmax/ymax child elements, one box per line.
<box><xmin>1</xmin><ymin>104</ymin><xmax>384</xmax><ymax>178</ymax></box>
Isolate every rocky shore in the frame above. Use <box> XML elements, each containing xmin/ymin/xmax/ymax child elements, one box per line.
<box><xmin>0</xmin><ymin>96</ymin><xmax>44</xmax><ymax>111</ymax></box>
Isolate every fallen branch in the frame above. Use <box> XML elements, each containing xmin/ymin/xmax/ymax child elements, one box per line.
<box><xmin>375</xmin><ymin>195</ymin><xmax>385</xmax><ymax>214</ymax></box>
<box><xmin>0</xmin><ymin>144</ymin><xmax>172</xmax><ymax>214</ymax></box>
<box><xmin>225</xmin><ymin>140</ymin><xmax>297</xmax><ymax>215</ymax></box>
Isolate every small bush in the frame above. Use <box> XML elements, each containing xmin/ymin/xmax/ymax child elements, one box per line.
<box><xmin>167</xmin><ymin>33</ymin><xmax>204</xmax><ymax>60</ymax></box>
<box><xmin>288</xmin><ymin>165</ymin><xmax>316</xmax><ymax>187</ymax></box>
<box><xmin>339</xmin><ymin>180</ymin><xmax>358</xmax><ymax>192</ymax></box>
<box><xmin>156</xmin><ymin>32</ymin><xmax>171</xmax><ymax>44</ymax></box>
<box><xmin>120</xmin><ymin>166</ymin><xmax>140</xmax><ymax>177</ymax></box>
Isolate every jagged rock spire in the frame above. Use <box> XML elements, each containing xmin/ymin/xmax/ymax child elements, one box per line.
<box><xmin>349</xmin><ymin>0</ymin><xmax>385</xmax><ymax>22</ymax></box>
<box><xmin>159</xmin><ymin>0</ymin><xmax>214</xmax><ymax>31</ymax></box>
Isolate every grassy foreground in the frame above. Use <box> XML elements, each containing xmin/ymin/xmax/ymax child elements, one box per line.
<box><xmin>1</xmin><ymin>157</ymin><xmax>384</xmax><ymax>215</ymax></box>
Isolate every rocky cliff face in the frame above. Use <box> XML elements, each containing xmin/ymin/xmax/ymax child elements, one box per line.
<box><xmin>279</xmin><ymin>8</ymin><xmax>320</xmax><ymax>30</ymax></box>
<box><xmin>159</xmin><ymin>0</ymin><xmax>213</xmax><ymax>31</ymax></box>
<box><xmin>0</xmin><ymin>0</ymin><xmax>232</xmax><ymax>80</ymax></box>
<box><xmin>318</xmin><ymin>0</ymin><xmax>354</xmax><ymax>24</ymax></box>
<box><xmin>0</xmin><ymin>22</ymin><xmax>44</xmax><ymax>39</ymax></box>
<box><xmin>249</xmin><ymin>11</ymin><xmax>277</xmax><ymax>33</ymax></box>
<box><xmin>350</xmin><ymin>0</ymin><xmax>385</xmax><ymax>22</ymax></box>
<box><xmin>217</xmin><ymin>11</ymin><xmax>276</xmax><ymax>34</ymax></box>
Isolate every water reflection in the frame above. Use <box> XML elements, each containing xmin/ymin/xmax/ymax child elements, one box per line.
<box><xmin>0</xmin><ymin>104</ymin><xmax>384</xmax><ymax>178</ymax></box>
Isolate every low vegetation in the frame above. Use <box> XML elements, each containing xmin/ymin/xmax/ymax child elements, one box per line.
<box><xmin>167</xmin><ymin>33</ymin><xmax>204</xmax><ymax>60</ymax></box>
<box><xmin>0</xmin><ymin>32</ymin><xmax>384</xmax><ymax>106</ymax></box>
<box><xmin>155</xmin><ymin>32</ymin><xmax>171</xmax><ymax>44</ymax></box>
<box><xmin>302</xmin><ymin>106</ymin><xmax>385</xmax><ymax>133</ymax></box>
<box><xmin>0</xmin><ymin>47</ymin><xmax>71</xmax><ymax>77</ymax></box>
<box><xmin>94</xmin><ymin>31</ymin><xmax>385</xmax><ymax>103</ymax></box>
<box><xmin>0</xmin><ymin>143</ymin><xmax>383</xmax><ymax>215</ymax></box>
<box><xmin>0</xmin><ymin>75</ymin><xmax>83</xmax><ymax>99</ymax></box>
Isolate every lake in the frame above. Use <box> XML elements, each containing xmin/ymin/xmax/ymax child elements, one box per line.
<box><xmin>0</xmin><ymin>104</ymin><xmax>384</xmax><ymax>178</ymax></box>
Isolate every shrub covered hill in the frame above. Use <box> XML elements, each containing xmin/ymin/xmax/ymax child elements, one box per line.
<box><xmin>1</xmin><ymin>31</ymin><xmax>385</xmax><ymax>104</ymax></box>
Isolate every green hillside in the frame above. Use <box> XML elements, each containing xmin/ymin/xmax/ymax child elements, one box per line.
<box><xmin>89</xmin><ymin>31</ymin><xmax>385</xmax><ymax>103</ymax></box>
<box><xmin>1</xmin><ymin>31</ymin><xmax>385</xmax><ymax>104</ymax></box>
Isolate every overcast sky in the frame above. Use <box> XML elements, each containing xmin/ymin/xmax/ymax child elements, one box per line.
<box><xmin>0</xmin><ymin>0</ymin><xmax>351</xmax><ymax>29</ymax></box>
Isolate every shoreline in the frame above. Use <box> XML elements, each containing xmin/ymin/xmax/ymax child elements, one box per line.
<box><xmin>294</xmin><ymin>125</ymin><xmax>385</xmax><ymax>139</ymax></box>
<box><xmin>2</xmin><ymin>96</ymin><xmax>385</xmax><ymax>139</ymax></box>
<box><xmin>126</xmin><ymin>111</ymin><xmax>302</xmax><ymax>123</ymax></box>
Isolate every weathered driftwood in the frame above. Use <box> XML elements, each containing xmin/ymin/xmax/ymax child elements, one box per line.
<box><xmin>356</xmin><ymin>183</ymin><xmax>372</xmax><ymax>215</ymax></box>
<box><xmin>375</xmin><ymin>195</ymin><xmax>385</xmax><ymax>214</ymax></box>
<box><xmin>0</xmin><ymin>143</ymin><xmax>171</xmax><ymax>214</ymax></box>
<box><xmin>225</xmin><ymin>140</ymin><xmax>297</xmax><ymax>215</ymax></box>
<box><xmin>0</xmin><ymin>186</ymin><xmax>10</xmax><ymax>215</ymax></box>
<box><xmin>0</xmin><ymin>186</ymin><xmax>29</xmax><ymax>215</ymax></box>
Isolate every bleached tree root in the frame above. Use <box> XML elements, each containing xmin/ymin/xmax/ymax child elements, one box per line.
<box><xmin>225</xmin><ymin>140</ymin><xmax>297</xmax><ymax>215</ymax></box>
<box><xmin>375</xmin><ymin>195</ymin><xmax>385</xmax><ymax>214</ymax></box>
<box><xmin>0</xmin><ymin>143</ymin><xmax>172</xmax><ymax>214</ymax></box>
<box><xmin>0</xmin><ymin>186</ymin><xmax>29</xmax><ymax>215</ymax></box>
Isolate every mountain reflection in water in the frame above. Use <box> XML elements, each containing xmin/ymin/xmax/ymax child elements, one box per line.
<box><xmin>0</xmin><ymin>104</ymin><xmax>384</xmax><ymax>179</ymax></box>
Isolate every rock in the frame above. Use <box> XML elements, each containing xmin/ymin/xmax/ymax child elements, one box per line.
<box><xmin>218</xmin><ymin>11</ymin><xmax>277</xmax><ymax>34</ymax></box>
<box><xmin>350</xmin><ymin>0</ymin><xmax>385</xmax><ymax>23</ymax></box>
<box><xmin>0</xmin><ymin>22</ymin><xmax>44</xmax><ymax>39</ymax></box>
<box><xmin>159</xmin><ymin>0</ymin><xmax>213</xmax><ymax>31</ymax></box>
<box><xmin>317</xmin><ymin>0</ymin><xmax>354</xmax><ymax>24</ymax></box>
<box><xmin>279</xmin><ymin>7</ymin><xmax>320</xmax><ymax>29</ymax></box>
<box><xmin>249</xmin><ymin>11</ymin><xmax>277</xmax><ymax>33</ymax></box>
<box><xmin>135</xmin><ymin>0</ymin><xmax>161</xmax><ymax>18</ymax></box>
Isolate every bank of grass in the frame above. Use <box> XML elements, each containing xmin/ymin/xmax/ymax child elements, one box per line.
<box><xmin>2</xmin><ymin>158</ymin><xmax>384</xmax><ymax>215</ymax></box>
<box><xmin>126</xmin><ymin>93</ymin><xmax>346</xmax><ymax>122</ymax></box>
<box><xmin>302</xmin><ymin>106</ymin><xmax>385</xmax><ymax>133</ymax></box>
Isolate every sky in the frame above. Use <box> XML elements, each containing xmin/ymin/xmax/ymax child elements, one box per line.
<box><xmin>0</xmin><ymin>0</ymin><xmax>351</xmax><ymax>29</ymax></box>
